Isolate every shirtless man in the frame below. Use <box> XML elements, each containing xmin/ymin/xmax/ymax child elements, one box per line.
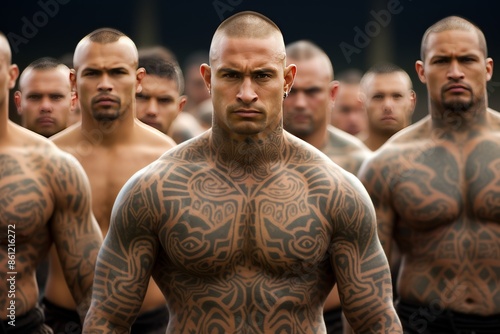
<box><xmin>15</xmin><ymin>57</ymin><xmax>76</xmax><ymax>138</ymax></box>
<box><xmin>359</xmin><ymin>63</ymin><xmax>415</xmax><ymax>151</ymax></box>
<box><xmin>83</xmin><ymin>11</ymin><xmax>401</xmax><ymax>333</ymax></box>
<box><xmin>136</xmin><ymin>47</ymin><xmax>187</xmax><ymax>136</ymax></box>
<box><xmin>0</xmin><ymin>32</ymin><xmax>101</xmax><ymax>333</ymax></box>
<box><xmin>282</xmin><ymin>39</ymin><xmax>372</xmax><ymax>334</ymax></box>
<box><xmin>358</xmin><ymin>16</ymin><xmax>500</xmax><ymax>333</ymax></box>
<box><xmin>44</xmin><ymin>28</ymin><xmax>176</xmax><ymax>334</ymax></box>
<box><xmin>330</xmin><ymin>68</ymin><xmax>367</xmax><ymax>138</ymax></box>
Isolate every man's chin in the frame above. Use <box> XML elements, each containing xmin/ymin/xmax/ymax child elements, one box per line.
<box><xmin>93</xmin><ymin>110</ymin><xmax>120</xmax><ymax>122</ymax></box>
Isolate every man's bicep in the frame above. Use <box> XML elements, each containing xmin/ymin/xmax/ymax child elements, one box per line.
<box><xmin>332</xmin><ymin>182</ymin><xmax>394</xmax><ymax>332</ymax></box>
<box><xmin>51</xmin><ymin>154</ymin><xmax>102</xmax><ymax>304</ymax></box>
<box><xmin>90</xmin><ymin>176</ymin><xmax>161</xmax><ymax>323</ymax></box>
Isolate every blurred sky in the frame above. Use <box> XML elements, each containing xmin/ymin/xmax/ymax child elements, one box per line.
<box><xmin>2</xmin><ymin>0</ymin><xmax>500</xmax><ymax>122</ymax></box>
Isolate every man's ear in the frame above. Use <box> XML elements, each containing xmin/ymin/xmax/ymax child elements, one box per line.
<box><xmin>200</xmin><ymin>63</ymin><xmax>211</xmax><ymax>94</ymax></box>
<box><xmin>329</xmin><ymin>80</ymin><xmax>340</xmax><ymax>102</ymax></box>
<box><xmin>485</xmin><ymin>57</ymin><xmax>493</xmax><ymax>82</ymax></box>
<box><xmin>415</xmin><ymin>60</ymin><xmax>426</xmax><ymax>84</ymax></box>
<box><xmin>136</xmin><ymin>67</ymin><xmax>146</xmax><ymax>93</ymax></box>
<box><xmin>70</xmin><ymin>69</ymin><xmax>77</xmax><ymax>95</ymax></box>
<box><xmin>14</xmin><ymin>90</ymin><xmax>22</xmax><ymax>114</ymax></box>
<box><xmin>8</xmin><ymin>64</ymin><xmax>19</xmax><ymax>90</ymax></box>
<box><xmin>283</xmin><ymin>63</ymin><xmax>297</xmax><ymax>95</ymax></box>
<box><xmin>178</xmin><ymin>95</ymin><xmax>187</xmax><ymax>114</ymax></box>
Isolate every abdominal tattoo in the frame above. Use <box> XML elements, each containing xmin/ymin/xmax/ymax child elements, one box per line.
<box><xmin>388</xmin><ymin>140</ymin><xmax>500</xmax><ymax>307</ymax></box>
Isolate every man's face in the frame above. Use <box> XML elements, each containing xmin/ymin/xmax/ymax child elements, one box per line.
<box><xmin>136</xmin><ymin>75</ymin><xmax>185</xmax><ymax>134</ymax></box>
<box><xmin>15</xmin><ymin>67</ymin><xmax>74</xmax><ymax>137</ymax></box>
<box><xmin>362</xmin><ymin>72</ymin><xmax>415</xmax><ymax>136</ymax></box>
<box><xmin>202</xmin><ymin>34</ymin><xmax>295</xmax><ymax>138</ymax></box>
<box><xmin>416</xmin><ymin>29</ymin><xmax>493</xmax><ymax>114</ymax></box>
<box><xmin>73</xmin><ymin>39</ymin><xmax>143</xmax><ymax>123</ymax></box>
<box><xmin>330</xmin><ymin>83</ymin><xmax>367</xmax><ymax>136</ymax></box>
<box><xmin>283</xmin><ymin>56</ymin><xmax>331</xmax><ymax>138</ymax></box>
<box><xmin>185</xmin><ymin>64</ymin><xmax>210</xmax><ymax>108</ymax></box>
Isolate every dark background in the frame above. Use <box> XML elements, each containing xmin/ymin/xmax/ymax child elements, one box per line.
<box><xmin>2</xmin><ymin>0</ymin><xmax>499</xmax><ymax>123</ymax></box>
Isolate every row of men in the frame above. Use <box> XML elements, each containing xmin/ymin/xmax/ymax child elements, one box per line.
<box><xmin>13</xmin><ymin>46</ymin><xmax>398</xmax><ymax>154</ymax></box>
<box><xmin>10</xmin><ymin>27</ymin><xmax>412</xmax><ymax>334</ymax></box>
<box><xmin>1</xmin><ymin>10</ymin><xmax>499</xmax><ymax>334</ymax></box>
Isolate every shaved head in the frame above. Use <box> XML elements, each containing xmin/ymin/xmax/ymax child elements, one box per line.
<box><xmin>73</xmin><ymin>27</ymin><xmax>139</xmax><ymax>70</ymax></box>
<box><xmin>0</xmin><ymin>32</ymin><xmax>12</xmax><ymax>65</ymax></box>
<box><xmin>285</xmin><ymin>40</ymin><xmax>334</xmax><ymax>81</ymax></box>
<box><xmin>209</xmin><ymin>11</ymin><xmax>286</xmax><ymax>65</ymax></box>
<box><xmin>420</xmin><ymin>16</ymin><xmax>487</xmax><ymax>61</ymax></box>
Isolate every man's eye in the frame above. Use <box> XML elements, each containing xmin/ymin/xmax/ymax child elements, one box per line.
<box><xmin>222</xmin><ymin>73</ymin><xmax>239</xmax><ymax>78</ymax></box>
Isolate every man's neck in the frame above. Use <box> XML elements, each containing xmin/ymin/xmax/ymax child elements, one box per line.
<box><xmin>363</xmin><ymin>132</ymin><xmax>391</xmax><ymax>151</ymax></box>
<box><xmin>297</xmin><ymin>125</ymin><xmax>328</xmax><ymax>151</ymax></box>
<box><xmin>430</xmin><ymin>103</ymin><xmax>488</xmax><ymax>133</ymax></box>
<box><xmin>0</xmin><ymin>102</ymin><xmax>10</xmax><ymax>142</ymax></box>
<box><xmin>209</xmin><ymin>125</ymin><xmax>286</xmax><ymax>182</ymax></box>
<box><xmin>80</xmin><ymin>112</ymin><xmax>136</xmax><ymax>146</ymax></box>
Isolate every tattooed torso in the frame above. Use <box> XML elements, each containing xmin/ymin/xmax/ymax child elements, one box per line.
<box><xmin>93</xmin><ymin>131</ymin><xmax>395</xmax><ymax>333</ymax></box>
<box><xmin>0</xmin><ymin>141</ymin><xmax>58</xmax><ymax>318</ymax></box>
<box><xmin>157</xmin><ymin>137</ymin><xmax>337</xmax><ymax>333</ymax></box>
<box><xmin>362</xmin><ymin>114</ymin><xmax>500</xmax><ymax>315</ymax></box>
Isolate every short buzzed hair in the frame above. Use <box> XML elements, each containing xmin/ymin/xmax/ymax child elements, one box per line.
<box><xmin>285</xmin><ymin>40</ymin><xmax>334</xmax><ymax>80</ymax></box>
<box><xmin>18</xmin><ymin>57</ymin><xmax>69</xmax><ymax>89</ymax></box>
<box><xmin>73</xmin><ymin>27</ymin><xmax>138</xmax><ymax>70</ymax></box>
<box><xmin>87</xmin><ymin>27</ymin><xmax>126</xmax><ymax>44</ymax></box>
<box><xmin>360</xmin><ymin>62</ymin><xmax>413</xmax><ymax>91</ymax></box>
<box><xmin>27</xmin><ymin>57</ymin><xmax>64</xmax><ymax>71</ymax></box>
<box><xmin>420</xmin><ymin>16</ymin><xmax>487</xmax><ymax>60</ymax></box>
<box><xmin>0</xmin><ymin>31</ymin><xmax>12</xmax><ymax>64</ymax></box>
<box><xmin>209</xmin><ymin>11</ymin><xmax>285</xmax><ymax>64</ymax></box>
<box><xmin>138</xmin><ymin>47</ymin><xmax>184</xmax><ymax>94</ymax></box>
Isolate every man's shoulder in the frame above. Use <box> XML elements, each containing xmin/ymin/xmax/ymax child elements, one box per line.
<box><xmin>135</xmin><ymin>120</ymin><xmax>177</xmax><ymax>148</ymax></box>
<box><xmin>8</xmin><ymin>121</ymin><xmax>63</xmax><ymax>155</ymax></box>
<box><xmin>326</xmin><ymin>125</ymin><xmax>370</xmax><ymax>151</ymax></box>
<box><xmin>361</xmin><ymin>121</ymin><xmax>430</xmax><ymax>173</ymax></box>
<box><xmin>6</xmin><ymin>122</ymin><xmax>84</xmax><ymax>179</ymax></box>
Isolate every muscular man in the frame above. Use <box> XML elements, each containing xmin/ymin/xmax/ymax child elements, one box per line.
<box><xmin>136</xmin><ymin>47</ymin><xmax>187</xmax><ymax>135</ymax></box>
<box><xmin>14</xmin><ymin>56</ymin><xmax>79</xmax><ymax>308</ymax></box>
<box><xmin>45</xmin><ymin>28</ymin><xmax>176</xmax><ymax>334</ymax></box>
<box><xmin>359</xmin><ymin>63</ymin><xmax>415</xmax><ymax>151</ymax></box>
<box><xmin>283</xmin><ymin>40</ymin><xmax>372</xmax><ymax>334</ymax></box>
<box><xmin>14</xmin><ymin>57</ymin><xmax>76</xmax><ymax>138</ymax></box>
<box><xmin>358</xmin><ymin>16</ymin><xmax>500</xmax><ymax>333</ymax></box>
<box><xmin>83</xmin><ymin>11</ymin><xmax>401</xmax><ymax>333</ymax></box>
<box><xmin>0</xmin><ymin>32</ymin><xmax>101</xmax><ymax>333</ymax></box>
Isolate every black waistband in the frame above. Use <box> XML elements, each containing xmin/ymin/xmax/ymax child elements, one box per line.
<box><xmin>1</xmin><ymin>304</ymin><xmax>52</xmax><ymax>334</ymax></box>
<box><xmin>396</xmin><ymin>299</ymin><xmax>500</xmax><ymax>334</ymax></box>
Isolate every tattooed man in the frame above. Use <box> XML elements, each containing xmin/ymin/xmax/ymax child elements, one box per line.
<box><xmin>358</xmin><ymin>16</ymin><xmax>500</xmax><ymax>333</ymax></box>
<box><xmin>0</xmin><ymin>32</ymin><xmax>102</xmax><ymax>333</ymax></box>
<box><xmin>282</xmin><ymin>40</ymin><xmax>372</xmax><ymax>334</ymax></box>
<box><xmin>83</xmin><ymin>11</ymin><xmax>401</xmax><ymax>334</ymax></box>
<box><xmin>46</xmin><ymin>28</ymin><xmax>176</xmax><ymax>334</ymax></box>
